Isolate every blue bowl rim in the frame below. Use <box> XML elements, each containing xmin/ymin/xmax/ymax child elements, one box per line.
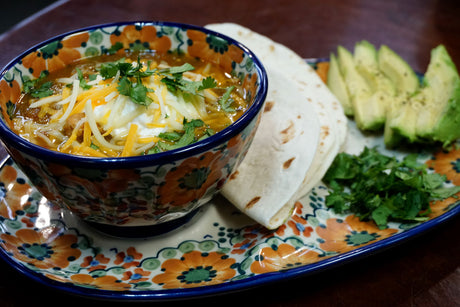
<box><xmin>0</xmin><ymin>21</ymin><xmax>268</xmax><ymax>168</ymax></box>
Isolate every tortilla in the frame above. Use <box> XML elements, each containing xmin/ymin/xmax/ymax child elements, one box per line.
<box><xmin>206</xmin><ymin>23</ymin><xmax>347</xmax><ymax>229</ymax></box>
<box><xmin>221</xmin><ymin>67</ymin><xmax>320</xmax><ymax>228</ymax></box>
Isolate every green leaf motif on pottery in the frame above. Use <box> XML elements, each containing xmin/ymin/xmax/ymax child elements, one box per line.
<box><xmin>345</xmin><ymin>230</ymin><xmax>380</xmax><ymax>246</ymax></box>
<box><xmin>40</xmin><ymin>41</ymin><xmax>62</xmax><ymax>59</ymax></box>
<box><xmin>206</xmin><ymin>35</ymin><xmax>229</xmax><ymax>54</ymax></box>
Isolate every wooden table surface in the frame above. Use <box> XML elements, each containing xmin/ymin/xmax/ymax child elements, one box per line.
<box><xmin>0</xmin><ymin>0</ymin><xmax>458</xmax><ymax>306</ymax></box>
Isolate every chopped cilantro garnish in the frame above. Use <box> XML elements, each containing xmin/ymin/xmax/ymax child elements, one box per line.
<box><xmin>22</xmin><ymin>71</ymin><xmax>54</xmax><ymax>98</ymax></box>
<box><xmin>116</xmin><ymin>76</ymin><xmax>153</xmax><ymax>105</ymax></box>
<box><xmin>152</xmin><ymin>119</ymin><xmax>207</xmax><ymax>153</ymax></box>
<box><xmin>160</xmin><ymin>69</ymin><xmax>217</xmax><ymax>95</ymax></box>
<box><xmin>76</xmin><ymin>68</ymin><xmax>92</xmax><ymax>90</ymax></box>
<box><xmin>218</xmin><ymin>85</ymin><xmax>236</xmax><ymax>113</ymax></box>
<box><xmin>99</xmin><ymin>57</ymin><xmax>155</xmax><ymax>105</ymax></box>
<box><xmin>323</xmin><ymin>147</ymin><xmax>460</xmax><ymax>229</ymax></box>
<box><xmin>98</xmin><ymin>58</ymin><xmax>218</xmax><ymax>106</ymax></box>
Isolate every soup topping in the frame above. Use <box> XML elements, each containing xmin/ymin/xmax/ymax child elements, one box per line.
<box><xmin>12</xmin><ymin>53</ymin><xmax>248</xmax><ymax>157</ymax></box>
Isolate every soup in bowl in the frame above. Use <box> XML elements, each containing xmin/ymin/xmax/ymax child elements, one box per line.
<box><xmin>0</xmin><ymin>22</ymin><xmax>267</xmax><ymax>236</ymax></box>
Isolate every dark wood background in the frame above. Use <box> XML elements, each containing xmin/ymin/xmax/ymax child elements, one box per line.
<box><xmin>0</xmin><ymin>0</ymin><xmax>458</xmax><ymax>306</ymax></box>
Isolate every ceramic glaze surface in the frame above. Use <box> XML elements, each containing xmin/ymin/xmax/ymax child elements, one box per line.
<box><xmin>0</xmin><ymin>100</ymin><xmax>458</xmax><ymax>299</ymax></box>
<box><xmin>0</xmin><ymin>22</ymin><xmax>267</xmax><ymax>227</ymax></box>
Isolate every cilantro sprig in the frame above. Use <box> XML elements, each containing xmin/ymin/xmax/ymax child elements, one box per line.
<box><xmin>99</xmin><ymin>57</ymin><xmax>155</xmax><ymax>105</ymax></box>
<box><xmin>159</xmin><ymin>63</ymin><xmax>217</xmax><ymax>95</ymax></box>
<box><xmin>146</xmin><ymin>119</ymin><xmax>215</xmax><ymax>154</ymax></box>
<box><xmin>323</xmin><ymin>147</ymin><xmax>460</xmax><ymax>229</ymax></box>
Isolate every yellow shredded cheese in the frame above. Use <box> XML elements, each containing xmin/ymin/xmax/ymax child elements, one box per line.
<box><xmin>121</xmin><ymin>123</ymin><xmax>138</xmax><ymax>157</ymax></box>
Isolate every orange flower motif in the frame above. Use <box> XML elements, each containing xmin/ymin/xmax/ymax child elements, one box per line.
<box><xmin>44</xmin><ymin>273</ymin><xmax>69</xmax><ymax>283</ymax></box>
<box><xmin>0</xmin><ymin>228</ymin><xmax>81</xmax><ymax>269</ymax></box>
<box><xmin>70</xmin><ymin>274</ymin><xmax>131</xmax><ymax>291</ymax></box>
<box><xmin>80</xmin><ymin>253</ymin><xmax>111</xmax><ymax>272</ymax></box>
<box><xmin>46</xmin><ymin>163</ymin><xmax>140</xmax><ymax>199</ymax></box>
<box><xmin>285</xmin><ymin>202</ymin><xmax>313</xmax><ymax>237</ymax></box>
<box><xmin>110</xmin><ymin>25</ymin><xmax>171</xmax><ymax>54</ymax></box>
<box><xmin>0</xmin><ymin>165</ymin><xmax>32</xmax><ymax>219</ymax></box>
<box><xmin>315</xmin><ymin>61</ymin><xmax>330</xmax><ymax>83</ymax></box>
<box><xmin>157</xmin><ymin>151</ymin><xmax>224</xmax><ymax>207</ymax></box>
<box><xmin>114</xmin><ymin>247</ymin><xmax>143</xmax><ymax>269</ymax></box>
<box><xmin>187</xmin><ymin>29</ymin><xmax>244</xmax><ymax>73</ymax></box>
<box><xmin>122</xmin><ymin>267</ymin><xmax>150</xmax><ymax>283</ymax></box>
<box><xmin>316</xmin><ymin>215</ymin><xmax>398</xmax><ymax>254</ymax></box>
<box><xmin>0</xmin><ymin>79</ymin><xmax>21</xmax><ymax>127</ymax></box>
<box><xmin>152</xmin><ymin>251</ymin><xmax>236</xmax><ymax>289</ymax></box>
<box><xmin>226</xmin><ymin>134</ymin><xmax>244</xmax><ymax>159</ymax></box>
<box><xmin>250</xmin><ymin>243</ymin><xmax>320</xmax><ymax>274</ymax></box>
<box><xmin>22</xmin><ymin>32</ymin><xmax>89</xmax><ymax>78</ymax></box>
<box><xmin>242</xmin><ymin>72</ymin><xmax>258</xmax><ymax>101</ymax></box>
<box><xmin>426</xmin><ymin>148</ymin><xmax>460</xmax><ymax>185</ymax></box>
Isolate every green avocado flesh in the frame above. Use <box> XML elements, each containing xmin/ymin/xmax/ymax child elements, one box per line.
<box><xmin>328</xmin><ymin>42</ymin><xmax>460</xmax><ymax>148</ymax></box>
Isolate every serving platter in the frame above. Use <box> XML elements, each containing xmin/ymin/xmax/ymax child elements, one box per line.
<box><xmin>0</xmin><ymin>60</ymin><xmax>458</xmax><ymax>301</ymax></box>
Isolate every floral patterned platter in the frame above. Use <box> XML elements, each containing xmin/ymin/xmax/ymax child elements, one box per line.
<box><xmin>0</xmin><ymin>60</ymin><xmax>459</xmax><ymax>301</ymax></box>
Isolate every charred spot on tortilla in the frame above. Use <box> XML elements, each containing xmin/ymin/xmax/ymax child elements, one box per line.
<box><xmin>321</xmin><ymin>126</ymin><xmax>330</xmax><ymax>138</ymax></box>
<box><xmin>283</xmin><ymin>157</ymin><xmax>296</xmax><ymax>169</ymax></box>
<box><xmin>245</xmin><ymin>196</ymin><xmax>261</xmax><ymax>209</ymax></box>
<box><xmin>280</xmin><ymin>120</ymin><xmax>295</xmax><ymax>144</ymax></box>
<box><xmin>264</xmin><ymin>101</ymin><xmax>275</xmax><ymax>112</ymax></box>
<box><xmin>229</xmin><ymin>170</ymin><xmax>239</xmax><ymax>181</ymax></box>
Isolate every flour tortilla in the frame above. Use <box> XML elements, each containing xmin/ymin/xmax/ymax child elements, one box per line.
<box><xmin>206</xmin><ymin>23</ymin><xmax>347</xmax><ymax>229</ymax></box>
<box><xmin>221</xmin><ymin>67</ymin><xmax>320</xmax><ymax>229</ymax></box>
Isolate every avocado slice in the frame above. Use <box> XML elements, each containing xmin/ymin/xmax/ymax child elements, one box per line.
<box><xmin>337</xmin><ymin>46</ymin><xmax>376</xmax><ymax>130</ymax></box>
<box><xmin>384</xmin><ymin>45</ymin><xmax>460</xmax><ymax>147</ymax></box>
<box><xmin>378</xmin><ymin>45</ymin><xmax>420</xmax><ymax>96</ymax></box>
<box><xmin>327</xmin><ymin>53</ymin><xmax>353</xmax><ymax>116</ymax></box>
<box><xmin>354</xmin><ymin>41</ymin><xmax>396</xmax><ymax>130</ymax></box>
<box><xmin>415</xmin><ymin>45</ymin><xmax>460</xmax><ymax>145</ymax></box>
<box><xmin>378</xmin><ymin>45</ymin><xmax>421</xmax><ymax>147</ymax></box>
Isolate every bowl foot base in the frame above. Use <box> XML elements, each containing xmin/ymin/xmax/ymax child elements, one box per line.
<box><xmin>84</xmin><ymin>209</ymin><xmax>200</xmax><ymax>238</ymax></box>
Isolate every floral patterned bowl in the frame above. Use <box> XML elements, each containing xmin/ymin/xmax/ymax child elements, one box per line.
<box><xmin>0</xmin><ymin>21</ymin><xmax>268</xmax><ymax>236</ymax></box>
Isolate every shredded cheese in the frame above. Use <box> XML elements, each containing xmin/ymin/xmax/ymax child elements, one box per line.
<box><xmin>121</xmin><ymin>123</ymin><xmax>138</xmax><ymax>157</ymax></box>
<box><xmin>58</xmin><ymin>79</ymin><xmax>80</xmax><ymax>123</ymax></box>
<box><xmin>84</xmin><ymin>100</ymin><xmax>124</xmax><ymax>152</ymax></box>
<box><xmin>14</xmin><ymin>55</ymin><xmax>244</xmax><ymax>158</ymax></box>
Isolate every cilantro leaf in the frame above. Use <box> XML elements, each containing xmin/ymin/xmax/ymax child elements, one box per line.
<box><xmin>99</xmin><ymin>62</ymin><xmax>121</xmax><ymax>79</ymax></box>
<box><xmin>158</xmin><ymin>64</ymin><xmax>217</xmax><ymax>95</ymax></box>
<box><xmin>160</xmin><ymin>63</ymin><xmax>195</xmax><ymax>75</ymax></box>
<box><xmin>218</xmin><ymin>86</ymin><xmax>236</xmax><ymax>113</ymax></box>
<box><xmin>198</xmin><ymin>76</ymin><xmax>218</xmax><ymax>91</ymax></box>
<box><xmin>117</xmin><ymin>77</ymin><xmax>153</xmax><ymax>106</ymax></box>
<box><xmin>76</xmin><ymin>68</ymin><xmax>92</xmax><ymax>90</ymax></box>
<box><xmin>22</xmin><ymin>71</ymin><xmax>54</xmax><ymax>98</ymax></box>
<box><xmin>155</xmin><ymin>119</ymin><xmax>206</xmax><ymax>152</ymax></box>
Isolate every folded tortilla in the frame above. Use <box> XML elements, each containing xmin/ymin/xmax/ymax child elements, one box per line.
<box><xmin>206</xmin><ymin>23</ymin><xmax>347</xmax><ymax>229</ymax></box>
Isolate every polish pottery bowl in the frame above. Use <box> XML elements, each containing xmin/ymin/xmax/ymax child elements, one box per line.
<box><xmin>0</xmin><ymin>21</ymin><xmax>267</xmax><ymax>236</ymax></box>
